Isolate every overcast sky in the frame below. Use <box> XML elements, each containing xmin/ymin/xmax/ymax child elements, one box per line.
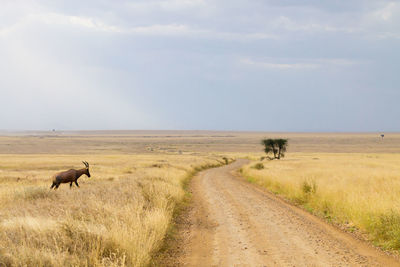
<box><xmin>0</xmin><ymin>0</ymin><xmax>399</xmax><ymax>131</ymax></box>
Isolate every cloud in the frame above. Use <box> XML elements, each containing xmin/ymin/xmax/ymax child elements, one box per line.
<box><xmin>361</xmin><ymin>2</ymin><xmax>400</xmax><ymax>39</ymax></box>
<box><xmin>157</xmin><ymin>0</ymin><xmax>207</xmax><ymax>11</ymax></box>
<box><xmin>372</xmin><ymin>1</ymin><xmax>399</xmax><ymax>21</ymax></box>
<box><xmin>0</xmin><ymin>10</ymin><xmax>278</xmax><ymax>41</ymax></box>
<box><xmin>68</xmin><ymin>16</ymin><xmax>122</xmax><ymax>32</ymax></box>
<box><xmin>376</xmin><ymin>32</ymin><xmax>400</xmax><ymax>39</ymax></box>
<box><xmin>0</xmin><ymin>13</ymin><xmax>122</xmax><ymax>37</ymax></box>
<box><xmin>126</xmin><ymin>0</ymin><xmax>207</xmax><ymax>12</ymax></box>
<box><xmin>124</xmin><ymin>24</ymin><xmax>278</xmax><ymax>40</ymax></box>
<box><xmin>0</xmin><ymin>1</ymin><xmax>399</xmax><ymax>131</ymax></box>
<box><xmin>240</xmin><ymin>58</ymin><xmax>320</xmax><ymax>70</ymax></box>
<box><xmin>317</xmin><ymin>58</ymin><xmax>361</xmax><ymax>66</ymax></box>
<box><xmin>240</xmin><ymin>58</ymin><xmax>362</xmax><ymax>70</ymax></box>
<box><xmin>271</xmin><ymin>16</ymin><xmax>360</xmax><ymax>34</ymax></box>
<box><xmin>129</xmin><ymin>24</ymin><xmax>192</xmax><ymax>36</ymax></box>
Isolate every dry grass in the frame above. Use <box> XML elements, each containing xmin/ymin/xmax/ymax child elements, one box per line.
<box><xmin>2</xmin><ymin>131</ymin><xmax>400</xmax><ymax>264</ymax></box>
<box><xmin>0</xmin><ymin>154</ymin><xmax>229</xmax><ymax>266</ymax></box>
<box><xmin>1</xmin><ymin>131</ymin><xmax>400</xmax><ymax>154</ymax></box>
<box><xmin>241</xmin><ymin>153</ymin><xmax>400</xmax><ymax>250</ymax></box>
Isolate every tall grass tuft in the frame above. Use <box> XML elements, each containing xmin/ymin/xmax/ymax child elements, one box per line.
<box><xmin>367</xmin><ymin>212</ymin><xmax>400</xmax><ymax>249</ymax></box>
<box><xmin>302</xmin><ymin>180</ymin><xmax>317</xmax><ymax>194</ymax></box>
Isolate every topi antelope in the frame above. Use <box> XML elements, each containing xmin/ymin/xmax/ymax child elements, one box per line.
<box><xmin>50</xmin><ymin>161</ymin><xmax>91</xmax><ymax>189</ymax></box>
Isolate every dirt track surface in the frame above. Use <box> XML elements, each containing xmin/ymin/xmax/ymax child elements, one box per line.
<box><xmin>174</xmin><ymin>159</ymin><xmax>400</xmax><ymax>267</ymax></box>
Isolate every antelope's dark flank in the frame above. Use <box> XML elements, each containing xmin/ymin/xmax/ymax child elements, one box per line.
<box><xmin>50</xmin><ymin>161</ymin><xmax>91</xmax><ymax>189</ymax></box>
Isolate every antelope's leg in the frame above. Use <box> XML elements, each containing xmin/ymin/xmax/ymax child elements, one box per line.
<box><xmin>70</xmin><ymin>182</ymin><xmax>73</xmax><ymax>188</ymax></box>
<box><xmin>75</xmin><ymin>180</ymin><xmax>80</xmax><ymax>187</ymax></box>
<box><xmin>55</xmin><ymin>183</ymin><xmax>60</xmax><ymax>189</ymax></box>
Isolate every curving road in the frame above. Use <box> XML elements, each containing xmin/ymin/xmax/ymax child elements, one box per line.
<box><xmin>176</xmin><ymin>159</ymin><xmax>399</xmax><ymax>267</ymax></box>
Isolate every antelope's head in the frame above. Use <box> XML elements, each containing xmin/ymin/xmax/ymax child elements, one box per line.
<box><xmin>82</xmin><ymin>161</ymin><xmax>91</xmax><ymax>177</ymax></box>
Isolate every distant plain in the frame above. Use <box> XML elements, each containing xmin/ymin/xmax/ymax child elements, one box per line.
<box><xmin>0</xmin><ymin>130</ymin><xmax>399</xmax><ymax>154</ymax></box>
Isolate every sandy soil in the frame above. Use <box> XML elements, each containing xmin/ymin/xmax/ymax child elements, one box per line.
<box><xmin>169</xmin><ymin>159</ymin><xmax>400</xmax><ymax>267</ymax></box>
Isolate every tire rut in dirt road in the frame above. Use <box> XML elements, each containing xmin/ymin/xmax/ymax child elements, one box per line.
<box><xmin>176</xmin><ymin>159</ymin><xmax>400</xmax><ymax>267</ymax></box>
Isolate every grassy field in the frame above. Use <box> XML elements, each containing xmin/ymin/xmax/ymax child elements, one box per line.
<box><xmin>0</xmin><ymin>154</ymin><xmax>228</xmax><ymax>266</ymax></box>
<box><xmin>1</xmin><ymin>131</ymin><xmax>400</xmax><ymax>265</ymax></box>
<box><xmin>242</xmin><ymin>152</ymin><xmax>400</xmax><ymax>250</ymax></box>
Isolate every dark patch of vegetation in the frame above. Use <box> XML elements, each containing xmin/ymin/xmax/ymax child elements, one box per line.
<box><xmin>246</xmin><ymin>176</ymin><xmax>257</xmax><ymax>184</ymax></box>
<box><xmin>261</xmin><ymin>138</ymin><xmax>288</xmax><ymax>159</ymax></box>
<box><xmin>302</xmin><ymin>180</ymin><xmax>317</xmax><ymax>194</ymax></box>
<box><xmin>150</xmin><ymin>164</ymin><xmax>164</xmax><ymax>168</ymax></box>
<box><xmin>252</xmin><ymin>163</ymin><xmax>264</xmax><ymax>170</ymax></box>
<box><xmin>295</xmin><ymin>180</ymin><xmax>318</xmax><ymax>204</ymax></box>
<box><xmin>367</xmin><ymin>211</ymin><xmax>400</xmax><ymax>249</ymax></box>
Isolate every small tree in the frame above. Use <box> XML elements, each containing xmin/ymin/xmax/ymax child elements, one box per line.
<box><xmin>261</xmin><ymin>139</ymin><xmax>277</xmax><ymax>159</ymax></box>
<box><xmin>275</xmin><ymin>139</ymin><xmax>288</xmax><ymax>159</ymax></box>
<box><xmin>261</xmin><ymin>138</ymin><xmax>288</xmax><ymax>159</ymax></box>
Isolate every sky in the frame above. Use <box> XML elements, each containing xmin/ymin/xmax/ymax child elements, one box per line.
<box><xmin>0</xmin><ymin>0</ymin><xmax>399</xmax><ymax>132</ymax></box>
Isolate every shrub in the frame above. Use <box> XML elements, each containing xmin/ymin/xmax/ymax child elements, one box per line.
<box><xmin>252</xmin><ymin>163</ymin><xmax>264</xmax><ymax>170</ymax></box>
<box><xmin>302</xmin><ymin>180</ymin><xmax>317</xmax><ymax>194</ymax></box>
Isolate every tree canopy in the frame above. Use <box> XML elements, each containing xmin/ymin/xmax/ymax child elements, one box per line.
<box><xmin>261</xmin><ymin>138</ymin><xmax>288</xmax><ymax>159</ymax></box>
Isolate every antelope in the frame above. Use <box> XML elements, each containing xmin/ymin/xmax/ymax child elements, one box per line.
<box><xmin>50</xmin><ymin>161</ymin><xmax>91</xmax><ymax>189</ymax></box>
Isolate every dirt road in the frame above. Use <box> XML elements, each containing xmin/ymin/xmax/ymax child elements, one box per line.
<box><xmin>173</xmin><ymin>159</ymin><xmax>399</xmax><ymax>267</ymax></box>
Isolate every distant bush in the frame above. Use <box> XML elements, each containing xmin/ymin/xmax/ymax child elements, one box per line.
<box><xmin>252</xmin><ymin>163</ymin><xmax>264</xmax><ymax>170</ymax></box>
<box><xmin>150</xmin><ymin>164</ymin><xmax>163</xmax><ymax>168</ymax></box>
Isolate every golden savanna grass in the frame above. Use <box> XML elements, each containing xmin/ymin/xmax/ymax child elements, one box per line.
<box><xmin>0</xmin><ymin>154</ymin><xmax>228</xmax><ymax>266</ymax></box>
<box><xmin>1</xmin><ymin>131</ymin><xmax>400</xmax><ymax>265</ymax></box>
<box><xmin>242</xmin><ymin>152</ymin><xmax>400</xmax><ymax>250</ymax></box>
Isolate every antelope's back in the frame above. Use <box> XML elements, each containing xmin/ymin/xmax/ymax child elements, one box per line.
<box><xmin>53</xmin><ymin>169</ymin><xmax>77</xmax><ymax>182</ymax></box>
